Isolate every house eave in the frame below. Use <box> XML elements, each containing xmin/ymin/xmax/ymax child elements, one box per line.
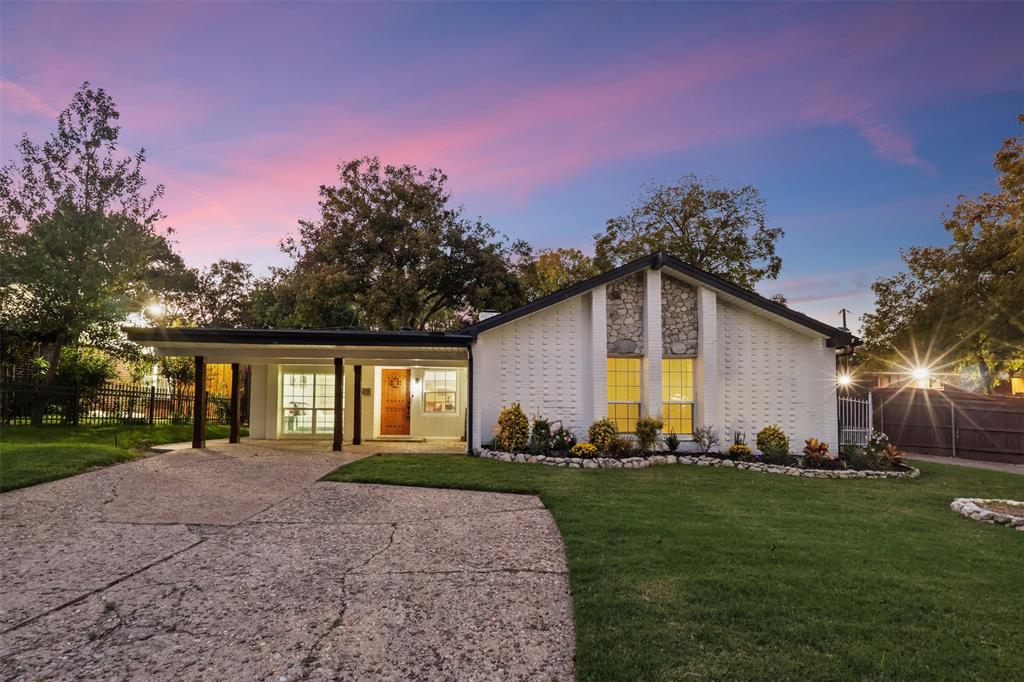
<box><xmin>459</xmin><ymin>250</ymin><xmax>858</xmax><ymax>346</ymax></box>
<box><xmin>123</xmin><ymin>327</ymin><xmax>474</xmax><ymax>349</ymax></box>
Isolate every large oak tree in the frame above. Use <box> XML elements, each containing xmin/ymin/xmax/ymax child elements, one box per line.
<box><xmin>595</xmin><ymin>174</ymin><xmax>784</xmax><ymax>290</ymax></box>
<box><xmin>861</xmin><ymin>116</ymin><xmax>1024</xmax><ymax>392</ymax></box>
<box><xmin>0</xmin><ymin>83</ymin><xmax>186</xmax><ymax>421</ymax></box>
<box><xmin>271</xmin><ymin>157</ymin><xmax>526</xmax><ymax>330</ymax></box>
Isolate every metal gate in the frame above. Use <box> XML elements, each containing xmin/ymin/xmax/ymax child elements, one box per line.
<box><xmin>839</xmin><ymin>393</ymin><xmax>872</xmax><ymax>445</ymax></box>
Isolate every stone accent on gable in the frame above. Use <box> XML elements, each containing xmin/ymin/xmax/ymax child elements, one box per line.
<box><xmin>606</xmin><ymin>273</ymin><xmax>644</xmax><ymax>355</ymax></box>
<box><xmin>661</xmin><ymin>276</ymin><xmax>698</xmax><ymax>356</ymax></box>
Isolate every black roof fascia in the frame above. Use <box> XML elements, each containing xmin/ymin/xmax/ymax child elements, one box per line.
<box><xmin>458</xmin><ymin>254</ymin><xmax>657</xmax><ymax>336</ymax></box>
<box><xmin>460</xmin><ymin>251</ymin><xmax>859</xmax><ymax>346</ymax></box>
<box><xmin>123</xmin><ymin>327</ymin><xmax>473</xmax><ymax>348</ymax></box>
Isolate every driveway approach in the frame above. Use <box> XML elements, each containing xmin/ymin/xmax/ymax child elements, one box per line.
<box><xmin>0</xmin><ymin>443</ymin><xmax>574</xmax><ymax>681</ymax></box>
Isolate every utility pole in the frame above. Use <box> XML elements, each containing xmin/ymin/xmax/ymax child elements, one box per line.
<box><xmin>838</xmin><ymin>308</ymin><xmax>851</xmax><ymax>331</ymax></box>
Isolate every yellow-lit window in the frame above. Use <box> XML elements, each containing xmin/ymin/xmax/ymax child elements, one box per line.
<box><xmin>662</xmin><ymin>358</ymin><xmax>694</xmax><ymax>435</ymax></box>
<box><xmin>607</xmin><ymin>357</ymin><xmax>641</xmax><ymax>432</ymax></box>
<box><xmin>424</xmin><ymin>369</ymin><xmax>458</xmax><ymax>413</ymax></box>
<box><xmin>1012</xmin><ymin>377</ymin><xmax>1024</xmax><ymax>395</ymax></box>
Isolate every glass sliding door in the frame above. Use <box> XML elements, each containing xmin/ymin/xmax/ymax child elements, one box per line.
<box><xmin>282</xmin><ymin>369</ymin><xmax>336</xmax><ymax>436</ymax></box>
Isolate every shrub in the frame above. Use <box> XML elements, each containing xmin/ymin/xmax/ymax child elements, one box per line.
<box><xmin>801</xmin><ymin>438</ymin><xmax>838</xmax><ymax>469</ymax></box>
<box><xmin>664</xmin><ymin>433</ymin><xmax>681</xmax><ymax>452</ymax></box>
<box><xmin>570</xmin><ymin>442</ymin><xmax>598</xmax><ymax>458</ymax></box>
<box><xmin>56</xmin><ymin>346</ymin><xmax>117</xmax><ymax>392</ymax></box>
<box><xmin>588</xmin><ymin>418</ymin><xmax>619</xmax><ymax>453</ymax></box>
<box><xmin>756</xmin><ymin>424</ymin><xmax>790</xmax><ymax>464</ymax></box>
<box><xmin>495</xmin><ymin>403</ymin><xmax>529</xmax><ymax>452</ymax></box>
<box><xmin>728</xmin><ymin>443</ymin><xmax>752</xmax><ymax>459</ymax></box>
<box><xmin>529</xmin><ymin>416</ymin><xmax>552</xmax><ymax>455</ymax></box>
<box><xmin>608</xmin><ymin>436</ymin><xmax>636</xmax><ymax>458</ymax></box>
<box><xmin>634</xmin><ymin>416</ymin><xmax>663</xmax><ymax>452</ymax></box>
<box><xmin>693</xmin><ymin>425</ymin><xmax>720</xmax><ymax>454</ymax></box>
<box><xmin>852</xmin><ymin>430</ymin><xmax>905</xmax><ymax>470</ymax></box>
<box><xmin>551</xmin><ymin>426</ymin><xmax>577</xmax><ymax>453</ymax></box>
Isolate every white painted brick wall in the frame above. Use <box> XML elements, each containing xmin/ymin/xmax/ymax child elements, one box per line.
<box><xmin>642</xmin><ymin>269</ymin><xmax>662</xmax><ymax>418</ymax></box>
<box><xmin>716</xmin><ymin>301</ymin><xmax>837</xmax><ymax>449</ymax></box>
<box><xmin>589</xmin><ymin>287</ymin><xmax>607</xmax><ymax>423</ymax></box>
<box><xmin>473</xmin><ymin>293</ymin><xmax>593</xmax><ymax>447</ymax></box>
<box><xmin>696</xmin><ymin>287</ymin><xmax>720</xmax><ymax>429</ymax></box>
<box><xmin>469</xmin><ymin>265</ymin><xmax>838</xmax><ymax>452</ymax></box>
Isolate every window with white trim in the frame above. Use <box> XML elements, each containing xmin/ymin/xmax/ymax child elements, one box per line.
<box><xmin>423</xmin><ymin>369</ymin><xmax>458</xmax><ymax>413</ymax></box>
<box><xmin>607</xmin><ymin>357</ymin><xmax>641</xmax><ymax>432</ymax></box>
<box><xmin>662</xmin><ymin>357</ymin><xmax>694</xmax><ymax>435</ymax></box>
<box><xmin>281</xmin><ymin>369</ymin><xmax>335</xmax><ymax>435</ymax></box>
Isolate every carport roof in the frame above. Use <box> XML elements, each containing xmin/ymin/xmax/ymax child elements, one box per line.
<box><xmin>124</xmin><ymin>327</ymin><xmax>473</xmax><ymax>348</ymax></box>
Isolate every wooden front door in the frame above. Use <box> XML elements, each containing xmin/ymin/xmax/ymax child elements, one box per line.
<box><xmin>380</xmin><ymin>369</ymin><xmax>411</xmax><ymax>436</ymax></box>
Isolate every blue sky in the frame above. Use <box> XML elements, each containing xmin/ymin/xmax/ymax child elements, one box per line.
<box><xmin>2</xmin><ymin>1</ymin><xmax>1021</xmax><ymax>331</ymax></box>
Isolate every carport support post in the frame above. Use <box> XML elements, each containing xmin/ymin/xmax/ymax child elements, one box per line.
<box><xmin>192</xmin><ymin>355</ymin><xmax>207</xmax><ymax>449</ymax></box>
<box><xmin>229</xmin><ymin>362</ymin><xmax>241</xmax><ymax>444</ymax></box>
<box><xmin>333</xmin><ymin>357</ymin><xmax>344</xmax><ymax>451</ymax></box>
<box><xmin>352</xmin><ymin>365</ymin><xmax>362</xmax><ymax>445</ymax></box>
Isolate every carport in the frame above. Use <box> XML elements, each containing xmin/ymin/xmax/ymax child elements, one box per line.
<box><xmin>124</xmin><ymin>328</ymin><xmax>474</xmax><ymax>453</ymax></box>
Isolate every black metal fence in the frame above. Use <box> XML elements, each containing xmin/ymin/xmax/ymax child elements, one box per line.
<box><xmin>1</xmin><ymin>382</ymin><xmax>234</xmax><ymax>426</ymax></box>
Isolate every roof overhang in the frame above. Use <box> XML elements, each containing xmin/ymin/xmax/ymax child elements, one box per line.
<box><xmin>123</xmin><ymin>327</ymin><xmax>471</xmax><ymax>364</ymax></box>
<box><xmin>459</xmin><ymin>251</ymin><xmax>861</xmax><ymax>348</ymax></box>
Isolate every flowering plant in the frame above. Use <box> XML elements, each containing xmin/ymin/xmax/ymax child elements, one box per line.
<box><xmin>570</xmin><ymin>443</ymin><xmax>598</xmax><ymax>458</ymax></box>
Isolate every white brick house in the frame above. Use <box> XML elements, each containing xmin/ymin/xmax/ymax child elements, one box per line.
<box><xmin>127</xmin><ymin>252</ymin><xmax>858</xmax><ymax>453</ymax></box>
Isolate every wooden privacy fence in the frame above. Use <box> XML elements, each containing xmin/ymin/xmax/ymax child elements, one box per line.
<box><xmin>873</xmin><ymin>387</ymin><xmax>1024</xmax><ymax>464</ymax></box>
<box><xmin>0</xmin><ymin>382</ymin><xmax>244</xmax><ymax>427</ymax></box>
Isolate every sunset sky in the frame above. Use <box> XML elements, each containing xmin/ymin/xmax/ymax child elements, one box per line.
<box><xmin>2</xmin><ymin>1</ymin><xmax>1021</xmax><ymax>331</ymax></box>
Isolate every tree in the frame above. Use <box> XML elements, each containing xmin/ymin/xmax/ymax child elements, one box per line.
<box><xmin>160</xmin><ymin>259</ymin><xmax>257</xmax><ymax>328</ymax></box>
<box><xmin>275</xmin><ymin>157</ymin><xmax>526</xmax><ymax>330</ymax></box>
<box><xmin>0</xmin><ymin>83</ymin><xmax>186</xmax><ymax>422</ymax></box>
<box><xmin>595</xmin><ymin>175</ymin><xmax>784</xmax><ymax>290</ymax></box>
<box><xmin>518</xmin><ymin>247</ymin><xmax>601</xmax><ymax>299</ymax></box>
<box><xmin>861</xmin><ymin>115</ymin><xmax>1024</xmax><ymax>393</ymax></box>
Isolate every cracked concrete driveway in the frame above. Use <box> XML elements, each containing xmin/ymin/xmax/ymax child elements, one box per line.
<box><xmin>0</xmin><ymin>443</ymin><xmax>574</xmax><ymax>681</ymax></box>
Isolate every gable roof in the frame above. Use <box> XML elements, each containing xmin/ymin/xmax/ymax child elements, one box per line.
<box><xmin>460</xmin><ymin>250</ymin><xmax>859</xmax><ymax>347</ymax></box>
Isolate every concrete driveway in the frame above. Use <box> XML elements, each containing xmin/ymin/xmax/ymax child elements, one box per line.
<box><xmin>0</xmin><ymin>442</ymin><xmax>574</xmax><ymax>681</ymax></box>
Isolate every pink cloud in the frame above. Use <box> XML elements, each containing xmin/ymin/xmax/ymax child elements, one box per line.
<box><xmin>0</xmin><ymin>79</ymin><xmax>58</xmax><ymax>118</ymax></box>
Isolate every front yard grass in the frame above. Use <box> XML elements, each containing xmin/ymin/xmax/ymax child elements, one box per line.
<box><xmin>326</xmin><ymin>455</ymin><xmax>1024</xmax><ymax>681</ymax></box>
<box><xmin>0</xmin><ymin>423</ymin><xmax>240</xmax><ymax>492</ymax></box>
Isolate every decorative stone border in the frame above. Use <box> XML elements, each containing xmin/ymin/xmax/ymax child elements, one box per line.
<box><xmin>951</xmin><ymin>498</ymin><xmax>1024</xmax><ymax>530</ymax></box>
<box><xmin>477</xmin><ymin>450</ymin><xmax>920</xmax><ymax>479</ymax></box>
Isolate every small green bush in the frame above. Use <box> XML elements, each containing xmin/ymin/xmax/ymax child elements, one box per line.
<box><xmin>608</xmin><ymin>436</ymin><xmax>636</xmax><ymax>458</ymax></box>
<box><xmin>588</xmin><ymin>418</ymin><xmax>619</xmax><ymax>453</ymax></box>
<box><xmin>529</xmin><ymin>416</ymin><xmax>552</xmax><ymax>454</ymax></box>
<box><xmin>693</xmin><ymin>425</ymin><xmax>720</xmax><ymax>454</ymax></box>
<box><xmin>664</xmin><ymin>433</ymin><xmax>681</xmax><ymax>452</ymax></box>
<box><xmin>496</xmin><ymin>403</ymin><xmax>529</xmax><ymax>452</ymax></box>
<box><xmin>551</xmin><ymin>426</ymin><xmax>577</xmax><ymax>453</ymax></box>
<box><xmin>756</xmin><ymin>424</ymin><xmax>790</xmax><ymax>464</ymax></box>
<box><xmin>634</xmin><ymin>416</ymin><xmax>663</xmax><ymax>452</ymax></box>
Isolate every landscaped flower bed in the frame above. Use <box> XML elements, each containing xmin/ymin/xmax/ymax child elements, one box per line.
<box><xmin>951</xmin><ymin>498</ymin><xmax>1024</xmax><ymax>530</ymax></box>
<box><xmin>483</xmin><ymin>408</ymin><xmax>917</xmax><ymax>479</ymax></box>
<box><xmin>477</xmin><ymin>449</ymin><xmax>920</xmax><ymax>479</ymax></box>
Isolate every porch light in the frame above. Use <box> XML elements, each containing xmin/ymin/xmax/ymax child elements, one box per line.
<box><xmin>838</xmin><ymin>374</ymin><xmax>852</xmax><ymax>387</ymax></box>
<box><xmin>911</xmin><ymin>367</ymin><xmax>930</xmax><ymax>382</ymax></box>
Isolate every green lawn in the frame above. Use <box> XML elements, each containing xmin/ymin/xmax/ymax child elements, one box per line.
<box><xmin>0</xmin><ymin>423</ymin><xmax>241</xmax><ymax>492</ymax></box>
<box><xmin>326</xmin><ymin>455</ymin><xmax>1024</xmax><ymax>681</ymax></box>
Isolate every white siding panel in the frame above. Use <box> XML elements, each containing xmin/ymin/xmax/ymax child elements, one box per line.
<box><xmin>248</xmin><ymin>364</ymin><xmax>268</xmax><ymax>439</ymax></box>
<box><xmin>717</xmin><ymin>302</ymin><xmax>836</xmax><ymax>448</ymax></box>
<box><xmin>474</xmin><ymin>295</ymin><xmax>590</xmax><ymax>446</ymax></box>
